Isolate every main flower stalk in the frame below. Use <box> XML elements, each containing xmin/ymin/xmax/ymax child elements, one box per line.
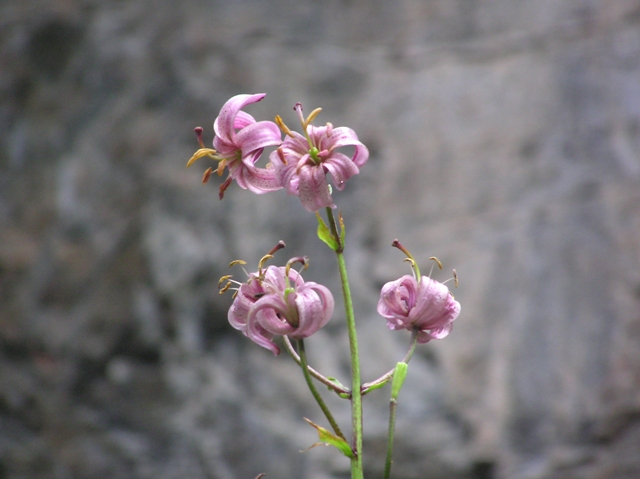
<box><xmin>325</xmin><ymin>208</ymin><xmax>363</xmax><ymax>479</ymax></box>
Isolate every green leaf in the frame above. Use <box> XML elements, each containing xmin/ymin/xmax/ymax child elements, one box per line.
<box><xmin>327</xmin><ymin>376</ymin><xmax>347</xmax><ymax>390</ymax></box>
<box><xmin>304</xmin><ymin>418</ymin><xmax>355</xmax><ymax>458</ymax></box>
<box><xmin>362</xmin><ymin>379</ymin><xmax>390</xmax><ymax>394</ymax></box>
<box><xmin>391</xmin><ymin>362</ymin><xmax>408</xmax><ymax>400</ymax></box>
<box><xmin>316</xmin><ymin>212</ymin><xmax>339</xmax><ymax>251</ymax></box>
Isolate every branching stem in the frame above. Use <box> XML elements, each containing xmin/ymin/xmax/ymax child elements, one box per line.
<box><xmin>283</xmin><ymin>336</ymin><xmax>350</xmax><ymax>397</ymax></box>
<box><xmin>297</xmin><ymin>339</ymin><xmax>347</xmax><ymax>442</ymax></box>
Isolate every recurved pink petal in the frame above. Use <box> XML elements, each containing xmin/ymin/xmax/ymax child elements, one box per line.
<box><xmin>297</xmin><ymin>165</ymin><xmax>334</xmax><ymax>212</ymax></box>
<box><xmin>228</xmin><ymin>278</ymin><xmax>263</xmax><ymax>332</ymax></box>
<box><xmin>250</xmin><ymin>294</ymin><xmax>295</xmax><ymax>336</ymax></box>
<box><xmin>236</xmin><ymin>121</ymin><xmax>282</xmax><ymax>159</ymax></box>
<box><xmin>232</xmin><ymin>110</ymin><xmax>258</xmax><ymax>130</ymax></box>
<box><xmin>377</xmin><ymin>275</ymin><xmax>416</xmax><ymax>321</ymax></box>
<box><xmin>323</xmin><ymin>153</ymin><xmax>360</xmax><ymax>190</ymax></box>
<box><xmin>291</xmin><ymin>283</ymin><xmax>334</xmax><ymax>339</ymax></box>
<box><xmin>213</xmin><ymin>135</ymin><xmax>239</xmax><ymax>157</ymax></box>
<box><xmin>214</xmin><ymin>93</ymin><xmax>266</xmax><ymax>144</ymax></box>
<box><xmin>234</xmin><ymin>163</ymin><xmax>281</xmax><ymax>194</ymax></box>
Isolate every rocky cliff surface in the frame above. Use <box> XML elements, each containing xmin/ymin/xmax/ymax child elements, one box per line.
<box><xmin>2</xmin><ymin>1</ymin><xmax>640</xmax><ymax>478</ymax></box>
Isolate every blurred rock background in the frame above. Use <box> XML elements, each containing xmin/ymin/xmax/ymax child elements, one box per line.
<box><xmin>2</xmin><ymin>0</ymin><xmax>640</xmax><ymax>478</ymax></box>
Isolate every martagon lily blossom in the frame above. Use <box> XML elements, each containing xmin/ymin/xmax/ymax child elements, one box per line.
<box><xmin>377</xmin><ymin>240</ymin><xmax>460</xmax><ymax>344</ymax></box>
<box><xmin>270</xmin><ymin>103</ymin><xmax>369</xmax><ymax>212</ymax></box>
<box><xmin>187</xmin><ymin>93</ymin><xmax>282</xmax><ymax>199</ymax></box>
<box><xmin>378</xmin><ymin>275</ymin><xmax>460</xmax><ymax>343</ymax></box>
<box><xmin>222</xmin><ymin>251</ymin><xmax>334</xmax><ymax>355</ymax></box>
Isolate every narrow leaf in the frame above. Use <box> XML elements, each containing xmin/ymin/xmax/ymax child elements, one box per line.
<box><xmin>391</xmin><ymin>362</ymin><xmax>408</xmax><ymax>400</ymax></box>
<box><xmin>316</xmin><ymin>212</ymin><xmax>339</xmax><ymax>251</ymax></box>
<box><xmin>304</xmin><ymin>418</ymin><xmax>355</xmax><ymax>458</ymax></box>
<box><xmin>362</xmin><ymin>379</ymin><xmax>390</xmax><ymax>394</ymax></box>
<box><xmin>327</xmin><ymin>376</ymin><xmax>348</xmax><ymax>391</ymax></box>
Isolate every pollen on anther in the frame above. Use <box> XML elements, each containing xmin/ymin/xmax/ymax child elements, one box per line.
<box><xmin>202</xmin><ymin>167</ymin><xmax>213</xmax><ymax>184</ymax></box>
<box><xmin>277</xmin><ymin>148</ymin><xmax>287</xmax><ymax>165</ymax></box>
<box><xmin>258</xmin><ymin>254</ymin><xmax>274</xmax><ymax>271</ymax></box>
<box><xmin>429</xmin><ymin>256</ymin><xmax>443</xmax><ymax>270</ymax></box>
<box><xmin>304</xmin><ymin>108</ymin><xmax>322</xmax><ymax>128</ymax></box>
<box><xmin>275</xmin><ymin>115</ymin><xmax>295</xmax><ymax>138</ymax></box>
<box><xmin>403</xmin><ymin>258</ymin><xmax>417</xmax><ymax>269</ymax></box>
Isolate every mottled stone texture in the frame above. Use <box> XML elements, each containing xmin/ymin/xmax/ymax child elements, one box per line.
<box><xmin>2</xmin><ymin>1</ymin><xmax>640</xmax><ymax>478</ymax></box>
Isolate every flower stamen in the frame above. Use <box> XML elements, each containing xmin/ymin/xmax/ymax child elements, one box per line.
<box><xmin>428</xmin><ymin>256</ymin><xmax>443</xmax><ymax>278</ymax></box>
<box><xmin>294</xmin><ymin>103</ymin><xmax>315</xmax><ymax>148</ymax></box>
<box><xmin>325</xmin><ymin>122</ymin><xmax>333</xmax><ymax>137</ymax></box>
<box><xmin>218</xmin><ymin>274</ymin><xmax>245</xmax><ymax>295</ymax></box>
<box><xmin>429</xmin><ymin>256</ymin><xmax>443</xmax><ymax>270</ymax></box>
<box><xmin>284</xmin><ymin>256</ymin><xmax>309</xmax><ymax>288</ymax></box>
<box><xmin>277</xmin><ymin>147</ymin><xmax>287</xmax><ymax>165</ymax></box>
<box><xmin>187</xmin><ymin>148</ymin><xmax>219</xmax><ymax>168</ymax></box>
<box><xmin>216</xmin><ymin>159</ymin><xmax>227</xmax><ymax>176</ymax></box>
<box><xmin>304</xmin><ymin>108</ymin><xmax>323</xmax><ymax>128</ymax></box>
<box><xmin>403</xmin><ymin>257</ymin><xmax>418</xmax><ymax>274</ymax></box>
<box><xmin>219</xmin><ymin>176</ymin><xmax>232</xmax><ymax>200</ymax></box>
<box><xmin>202</xmin><ymin>167</ymin><xmax>213</xmax><ymax>184</ymax></box>
<box><xmin>392</xmin><ymin>239</ymin><xmax>421</xmax><ymax>279</ymax></box>
<box><xmin>258</xmin><ymin>254</ymin><xmax>274</xmax><ymax>275</ymax></box>
<box><xmin>194</xmin><ymin>126</ymin><xmax>205</xmax><ymax>148</ymax></box>
<box><xmin>267</xmin><ymin>240</ymin><xmax>287</xmax><ymax>256</ymax></box>
<box><xmin>275</xmin><ymin>115</ymin><xmax>296</xmax><ymax>138</ymax></box>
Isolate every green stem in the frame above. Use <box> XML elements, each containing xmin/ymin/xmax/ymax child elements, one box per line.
<box><xmin>362</xmin><ymin>331</ymin><xmax>418</xmax><ymax>395</ymax></box>
<box><xmin>325</xmin><ymin>207</ymin><xmax>342</xmax><ymax>251</ymax></box>
<box><xmin>325</xmin><ymin>208</ymin><xmax>363</xmax><ymax>479</ymax></box>
<box><xmin>297</xmin><ymin>339</ymin><xmax>347</xmax><ymax>442</ymax></box>
<box><xmin>283</xmin><ymin>336</ymin><xmax>351</xmax><ymax>397</ymax></box>
<box><xmin>383</xmin><ymin>359</ymin><xmax>411</xmax><ymax>479</ymax></box>
<box><xmin>383</xmin><ymin>398</ymin><xmax>398</xmax><ymax>479</ymax></box>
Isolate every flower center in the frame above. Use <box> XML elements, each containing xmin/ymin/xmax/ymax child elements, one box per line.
<box><xmin>309</xmin><ymin>146</ymin><xmax>321</xmax><ymax>165</ymax></box>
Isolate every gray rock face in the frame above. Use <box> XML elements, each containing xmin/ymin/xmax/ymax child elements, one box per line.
<box><xmin>2</xmin><ymin>1</ymin><xmax>640</xmax><ymax>478</ymax></box>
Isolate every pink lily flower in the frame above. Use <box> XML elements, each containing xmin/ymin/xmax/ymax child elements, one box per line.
<box><xmin>228</xmin><ymin>271</ymin><xmax>280</xmax><ymax>355</ymax></box>
<box><xmin>188</xmin><ymin>93</ymin><xmax>282</xmax><ymax>199</ymax></box>
<box><xmin>228</xmin><ymin>263</ymin><xmax>334</xmax><ymax>355</ymax></box>
<box><xmin>269</xmin><ymin>104</ymin><xmax>369</xmax><ymax>212</ymax></box>
<box><xmin>377</xmin><ymin>275</ymin><xmax>460</xmax><ymax>344</ymax></box>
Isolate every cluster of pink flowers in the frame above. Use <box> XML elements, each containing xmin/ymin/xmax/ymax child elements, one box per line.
<box><xmin>193</xmin><ymin>94</ymin><xmax>460</xmax><ymax>351</ymax></box>
<box><xmin>188</xmin><ymin>93</ymin><xmax>368</xmax><ymax>210</ymax></box>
